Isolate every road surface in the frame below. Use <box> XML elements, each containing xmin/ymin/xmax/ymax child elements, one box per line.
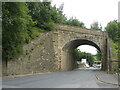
<box><xmin>2</xmin><ymin>67</ymin><xmax>118</xmax><ymax>88</ymax></box>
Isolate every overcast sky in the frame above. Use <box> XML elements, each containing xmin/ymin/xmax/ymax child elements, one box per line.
<box><xmin>77</xmin><ymin>45</ymin><xmax>97</xmax><ymax>55</ymax></box>
<box><xmin>52</xmin><ymin>0</ymin><xmax>119</xmax><ymax>54</ymax></box>
<box><xmin>52</xmin><ymin>0</ymin><xmax>119</xmax><ymax>29</ymax></box>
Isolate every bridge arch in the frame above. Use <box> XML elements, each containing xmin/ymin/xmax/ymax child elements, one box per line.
<box><xmin>61</xmin><ymin>39</ymin><xmax>101</xmax><ymax>71</ymax></box>
<box><xmin>55</xmin><ymin>25</ymin><xmax>111</xmax><ymax>71</ymax></box>
<box><xmin>5</xmin><ymin>24</ymin><xmax>111</xmax><ymax>75</ymax></box>
<box><xmin>62</xmin><ymin>39</ymin><xmax>101</xmax><ymax>52</ymax></box>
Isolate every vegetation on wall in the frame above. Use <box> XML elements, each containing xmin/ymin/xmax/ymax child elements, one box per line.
<box><xmin>66</xmin><ymin>17</ymin><xmax>85</xmax><ymax>28</ymax></box>
<box><xmin>90</xmin><ymin>21</ymin><xmax>102</xmax><ymax>31</ymax></box>
<box><xmin>2</xmin><ymin>2</ymin><xmax>86</xmax><ymax>61</ymax></box>
<box><xmin>27</xmin><ymin>2</ymin><xmax>54</xmax><ymax>31</ymax></box>
<box><xmin>105</xmin><ymin>20</ymin><xmax>120</xmax><ymax>68</ymax></box>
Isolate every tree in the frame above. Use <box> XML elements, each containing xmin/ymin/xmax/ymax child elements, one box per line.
<box><xmin>50</xmin><ymin>3</ymin><xmax>67</xmax><ymax>24</ymax></box>
<box><xmin>105</xmin><ymin>20</ymin><xmax>118</xmax><ymax>42</ymax></box>
<box><xmin>74</xmin><ymin>49</ymin><xmax>94</xmax><ymax>66</ymax></box>
<box><xmin>105</xmin><ymin>20</ymin><xmax>120</xmax><ymax>70</ymax></box>
<box><xmin>90</xmin><ymin>21</ymin><xmax>102</xmax><ymax>31</ymax></box>
<box><xmin>74</xmin><ymin>49</ymin><xmax>81</xmax><ymax>61</ymax></box>
<box><xmin>27</xmin><ymin>2</ymin><xmax>86</xmax><ymax>29</ymax></box>
<box><xmin>95</xmin><ymin>50</ymin><xmax>101</xmax><ymax>61</ymax></box>
<box><xmin>56</xmin><ymin>3</ymin><xmax>67</xmax><ymax>24</ymax></box>
<box><xmin>86</xmin><ymin>53</ymin><xmax>94</xmax><ymax>66</ymax></box>
<box><xmin>2</xmin><ymin>2</ymin><xmax>32</xmax><ymax>60</ymax></box>
<box><xmin>66</xmin><ymin>17</ymin><xmax>85</xmax><ymax>28</ymax></box>
<box><xmin>2</xmin><ymin>2</ymin><xmax>87</xmax><ymax>61</ymax></box>
<box><xmin>27</xmin><ymin>2</ymin><xmax>54</xmax><ymax>31</ymax></box>
<box><xmin>117</xmin><ymin>22</ymin><xmax>120</xmax><ymax>70</ymax></box>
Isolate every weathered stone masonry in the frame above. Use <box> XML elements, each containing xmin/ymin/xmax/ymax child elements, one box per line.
<box><xmin>7</xmin><ymin>31</ymin><xmax>59</xmax><ymax>75</ymax></box>
<box><xmin>55</xmin><ymin>24</ymin><xmax>110</xmax><ymax>71</ymax></box>
<box><xmin>5</xmin><ymin>24</ymin><xmax>111</xmax><ymax>75</ymax></box>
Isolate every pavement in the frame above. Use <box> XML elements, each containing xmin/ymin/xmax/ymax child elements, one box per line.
<box><xmin>1</xmin><ymin>67</ymin><xmax>119</xmax><ymax>88</ymax></box>
<box><xmin>93</xmin><ymin>69</ymin><xmax>119</xmax><ymax>86</ymax></box>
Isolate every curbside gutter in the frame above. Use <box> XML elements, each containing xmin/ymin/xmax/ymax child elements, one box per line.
<box><xmin>2</xmin><ymin>72</ymin><xmax>52</xmax><ymax>79</ymax></box>
<box><xmin>94</xmin><ymin>71</ymin><xmax>119</xmax><ymax>86</ymax></box>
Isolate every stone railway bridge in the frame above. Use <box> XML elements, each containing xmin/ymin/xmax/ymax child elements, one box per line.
<box><xmin>5</xmin><ymin>24</ymin><xmax>111</xmax><ymax>75</ymax></box>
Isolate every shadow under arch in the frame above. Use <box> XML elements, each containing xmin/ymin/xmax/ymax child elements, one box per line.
<box><xmin>61</xmin><ymin>39</ymin><xmax>101</xmax><ymax>71</ymax></box>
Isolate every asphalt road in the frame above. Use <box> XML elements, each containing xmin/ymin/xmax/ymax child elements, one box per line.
<box><xmin>2</xmin><ymin>67</ymin><xmax>118</xmax><ymax>88</ymax></box>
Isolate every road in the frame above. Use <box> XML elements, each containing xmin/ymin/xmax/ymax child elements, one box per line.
<box><xmin>2</xmin><ymin>67</ymin><xmax>118</xmax><ymax>88</ymax></box>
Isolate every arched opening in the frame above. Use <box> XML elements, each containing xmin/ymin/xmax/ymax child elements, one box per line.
<box><xmin>75</xmin><ymin>45</ymin><xmax>102</xmax><ymax>69</ymax></box>
<box><xmin>61</xmin><ymin>39</ymin><xmax>102</xmax><ymax>71</ymax></box>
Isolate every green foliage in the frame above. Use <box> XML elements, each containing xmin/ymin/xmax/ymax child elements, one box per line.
<box><xmin>94</xmin><ymin>50</ymin><xmax>101</xmax><ymax>61</ymax></box>
<box><xmin>118</xmin><ymin>23</ymin><xmax>120</xmax><ymax>68</ymax></box>
<box><xmin>55</xmin><ymin>3</ymin><xmax>67</xmax><ymax>24</ymax></box>
<box><xmin>27</xmin><ymin>2</ymin><xmax>54</xmax><ymax>31</ymax></box>
<box><xmin>2</xmin><ymin>2</ymin><xmax>33</xmax><ymax>60</ymax></box>
<box><xmin>105</xmin><ymin>21</ymin><xmax>119</xmax><ymax>54</ymax></box>
<box><xmin>105</xmin><ymin>20</ymin><xmax>120</xmax><ymax>68</ymax></box>
<box><xmin>74</xmin><ymin>49</ymin><xmax>94</xmax><ymax>66</ymax></box>
<box><xmin>42</xmin><ymin>22</ymin><xmax>54</xmax><ymax>31</ymax></box>
<box><xmin>86</xmin><ymin>53</ymin><xmax>94</xmax><ymax>66</ymax></box>
<box><xmin>66</xmin><ymin>17</ymin><xmax>85</xmax><ymax>28</ymax></box>
<box><xmin>27</xmin><ymin>2</ymin><xmax>85</xmax><ymax>29</ymax></box>
<box><xmin>90</xmin><ymin>21</ymin><xmax>102</xmax><ymax>31</ymax></box>
<box><xmin>110</xmin><ymin>40</ymin><xmax>118</xmax><ymax>60</ymax></box>
<box><xmin>2</xmin><ymin>2</ymin><xmax>87</xmax><ymax>61</ymax></box>
<box><xmin>74</xmin><ymin>49</ymin><xmax>81</xmax><ymax>61</ymax></box>
<box><xmin>105</xmin><ymin>20</ymin><xmax>118</xmax><ymax>42</ymax></box>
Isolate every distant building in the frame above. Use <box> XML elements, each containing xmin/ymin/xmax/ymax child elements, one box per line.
<box><xmin>81</xmin><ymin>59</ymin><xmax>87</xmax><ymax>64</ymax></box>
<box><xmin>81</xmin><ymin>59</ymin><xmax>90</xmax><ymax>68</ymax></box>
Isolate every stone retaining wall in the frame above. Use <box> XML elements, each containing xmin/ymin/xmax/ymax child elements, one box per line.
<box><xmin>4</xmin><ymin>24</ymin><xmax>111</xmax><ymax>76</ymax></box>
<box><xmin>7</xmin><ymin>31</ymin><xmax>59</xmax><ymax>75</ymax></box>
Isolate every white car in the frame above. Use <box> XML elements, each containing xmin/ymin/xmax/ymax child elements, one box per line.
<box><xmin>93</xmin><ymin>64</ymin><xmax>101</xmax><ymax>68</ymax></box>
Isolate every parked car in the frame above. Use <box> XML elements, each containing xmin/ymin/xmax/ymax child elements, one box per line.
<box><xmin>93</xmin><ymin>64</ymin><xmax>101</xmax><ymax>68</ymax></box>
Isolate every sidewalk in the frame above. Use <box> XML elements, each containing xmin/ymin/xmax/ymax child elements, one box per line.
<box><xmin>94</xmin><ymin>70</ymin><xmax>119</xmax><ymax>86</ymax></box>
<box><xmin>2</xmin><ymin>71</ymin><xmax>53</xmax><ymax>79</ymax></box>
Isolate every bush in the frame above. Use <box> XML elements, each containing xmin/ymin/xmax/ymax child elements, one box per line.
<box><xmin>43</xmin><ymin>22</ymin><xmax>54</xmax><ymax>31</ymax></box>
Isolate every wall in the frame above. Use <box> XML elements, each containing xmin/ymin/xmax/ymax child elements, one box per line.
<box><xmin>55</xmin><ymin>24</ymin><xmax>109</xmax><ymax>71</ymax></box>
<box><xmin>7</xmin><ymin>31</ymin><xmax>59</xmax><ymax>75</ymax></box>
<box><xmin>5</xmin><ymin>24</ymin><xmax>110</xmax><ymax>76</ymax></box>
